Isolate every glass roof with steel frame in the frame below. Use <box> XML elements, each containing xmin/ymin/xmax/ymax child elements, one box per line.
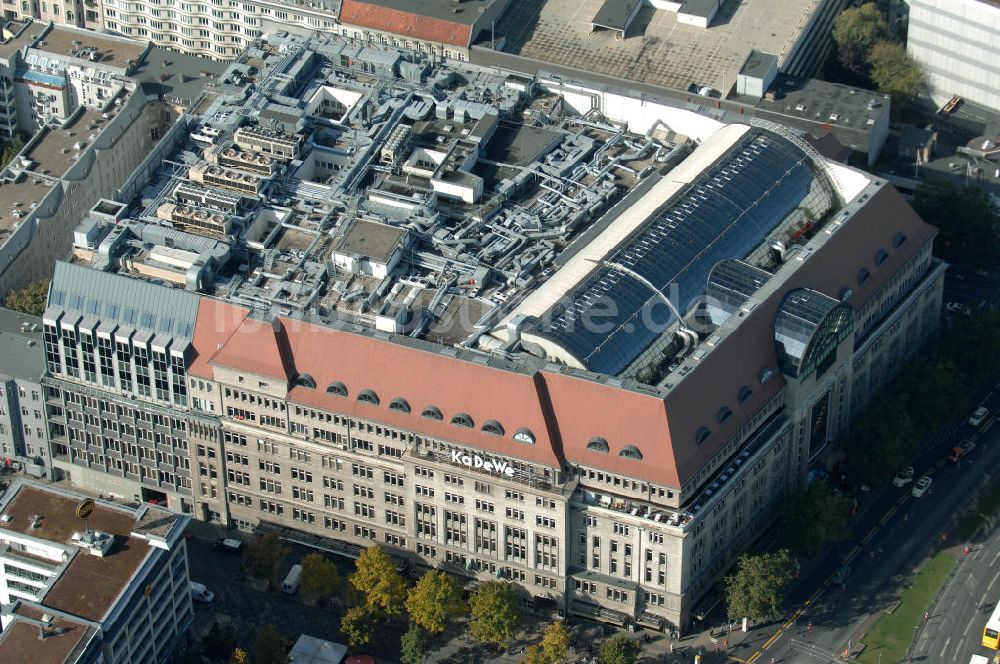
<box><xmin>531</xmin><ymin>129</ymin><xmax>835</xmax><ymax>375</ymax></box>
<box><xmin>774</xmin><ymin>288</ymin><xmax>854</xmax><ymax>379</ymax></box>
<box><xmin>705</xmin><ymin>259</ymin><xmax>773</xmax><ymax>326</ymax></box>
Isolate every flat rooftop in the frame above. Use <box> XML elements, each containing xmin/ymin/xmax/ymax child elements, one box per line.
<box><xmin>356</xmin><ymin>0</ymin><xmax>499</xmax><ymax>24</ymax></box>
<box><xmin>0</xmin><ymin>307</ymin><xmax>43</xmax><ymax>381</ymax></box>
<box><xmin>332</xmin><ymin>219</ymin><xmax>407</xmax><ymax>262</ymax></box>
<box><xmin>0</xmin><ymin>484</ymin><xmax>180</xmax><ymax>622</ymax></box>
<box><xmin>0</xmin><ymin>610</ymin><xmax>93</xmax><ymax>664</ymax></box>
<box><xmin>131</xmin><ymin>47</ymin><xmax>229</xmax><ymax>106</ymax></box>
<box><xmin>492</xmin><ymin>0</ymin><xmax>822</xmax><ymax>92</ymax></box>
<box><xmin>23</xmin><ymin>109</ymin><xmax>107</xmax><ymax>178</ymax></box>
<box><xmin>0</xmin><ymin>21</ymin><xmax>46</xmax><ymax>58</ymax></box>
<box><xmin>33</xmin><ymin>26</ymin><xmax>146</xmax><ymax>66</ymax></box>
<box><xmin>0</xmin><ymin>176</ymin><xmax>55</xmax><ymax>235</ymax></box>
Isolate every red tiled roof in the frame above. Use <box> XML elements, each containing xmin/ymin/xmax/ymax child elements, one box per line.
<box><xmin>339</xmin><ymin>0</ymin><xmax>473</xmax><ymax>48</ymax></box>
<box><xmin>188</xmin><ymin>298</ymin><xmax>250</xmax><ymax>379</ymax></box>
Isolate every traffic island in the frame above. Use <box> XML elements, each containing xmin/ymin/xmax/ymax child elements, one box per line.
<box><xmin>858</xmin><ymin>551</ymin><xmax>957</xmax><ymax>664</ymax></box>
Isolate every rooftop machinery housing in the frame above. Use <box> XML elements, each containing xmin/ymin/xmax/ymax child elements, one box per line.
<box><xmin>37</xmin><ymin>32</ymin><xmax>946</xmax><ymax>632</ymax></box>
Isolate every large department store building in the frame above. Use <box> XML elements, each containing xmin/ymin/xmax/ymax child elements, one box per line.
<box><xmin>33</xmin><ymin>33</ymin><xmax>945</xmax><ymax>632</ymax></box>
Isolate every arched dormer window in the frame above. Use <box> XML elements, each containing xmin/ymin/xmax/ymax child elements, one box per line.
<box><xmin>893</xmin><ymin>232</ymin><xmax>907</xmax><ymax>248</ymax></box>
<box><xmin>482</xmin><ymin>420</ymin><xmax>505</xmax><ymax>436</ymax></box>
<box><xmin>759</xmin><ymin>367</ymin><xmax>774</xmax><ymax>385</ymax></box>
<box><xmin>294</xmin><ymin>373</ymin><xmax>316</xmax><ymax>389</ymax></box>
<box><xmin>695</xmin><ymin>426</ymin><xmax>712</xmax><ymax>444</ymax></box>
<box><xmin>389</xmin><ymin>398</ymin><xmax>410</xmax><ymax>414</ymax></box>
<box><xmin>451</xmin><ymin>413</ymin><xmax>474</xmax><ymax>428</ymax></box>
<box><xmin>513</xmin><ymin>428</ymin><xmax>535</xmax><ymax>444</ymax></box>
<box><xmin>717</xmin><ymin>407</ymin><xmax>733</xmax><ymax>424</ymax></box>
<box><xmin>857</xmin><ymin>267</ymin><xmax>870</xmax><ymax>285</ymax></box>
<box><xmin>586</xmin><ymin>437</ymin><xmax>610</xmax><ymax>453</ymax></box>
<box><xmin>421</xmin><ymin>405</ymin><xmax>443</xmax><ymax>421</ymax></box>
<box><xmin>874</xmin><ymin>248</ymin><xmax>889</xmax><ymax>266</ymax></box>
<box><xmin>326</xmin><ymin>381</ymin><xmax>348</xmax><ymax>397</ymax></box>
<box><xmin>357</xmin><ymin>389</ymin><xmax>380</xmax><ymax>406</ymax></box>
<box><xmin>619</xmin><ymin>445</ymin><xmax>643</xmax><ymax>460</ymax></box>
<box><xmin>737</xmin><ymin>385</ymin><xmax>752</xmax><ymax>404</ymax></box>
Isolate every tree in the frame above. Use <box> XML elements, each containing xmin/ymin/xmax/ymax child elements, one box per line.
<box><xmin>523</xmin><ymin>622</ymin><xmax>570</xmax><ymax>664</ymax></box>
<box><xmin>469</xmin><ymin>581</ymin><xmax>520</xmax><ymax>649</ymax></box>
<box><xmin>868</xmin><ymin>41</ymin><xmax>925</xmax><ymax>104</ymax></box>
<box><xmin>780</xmin><ymin>480</ymin><xmax>852</xmax><ymax>557</ymax></box>
<box><xmin>349</xmin><ymin>545</ymin><xmax>407</xmax><ymax>616</ymax></box>
<box><xmin>400</xmin><ymin>624</ymin><xmax>430</xmax><ymax>664</ymax></box>
<box><xmin>832</xmin><ymin>3</ymin><xmax>888</xmax><ymax>71</ymax></box>
<box><xmin>941</xmin><ymin>308</ymin><xmax>1000</xmax><ymax>382</ymax></box>
<box><xmin>845</xmin><ymin>391</ymin><xmax>917</xmax><ymax>486</ymax></box>
<box><xmin>597</xmin><ymin>635</ymin><xmax>639</xmax><ymax>664</ymax></box>
<box><xmin>341</xmin><ymin>605</ymin><xmax>380</xmax><ymax>647</ymax></box>
<box><xmin>896</xmin><ymin>359</ymin><xmax>967</xmax><ymax>431</ymax></box>
<box><xmin>245</xmin><ymin>533</ymin><xmax>289</xmax><ymax>586</ymax></box>
<box><xmin>539</xmin><ymin>621</ymin><xmax>570</xmax><ymax>663</ymax></box>
<box><xmin>228</xmin><ymin>648</ymin><xmax>248</xmax><ymax>664</ymax></box>
<box><xmin>201</xmin><ymin>622</ymin><xmax>236</xmax><ymax>662</ymax></box>
<box><xmin>725</xmin><ymin>549</ymin><xmax>799</xmax><ymax>622</ymax></box>
<box><xmin>299</xmin><ymin>552</ymin><xmax>341</xmax><ymax>604</ymax></box>
<box><xmin>3</xmin><ymin>279</ymin><xmax>50</xmax><ymax>316</ymax></box>
<box><xmin>405</xmin><ymin>570</ymin><xmax>466</xmax><ymax>634</ymax></box>
<box><xmin>913</xmin><ymin>177</ymin><xmax>1000</xmax><ymax>268</ymax></box>
<box><xmin>252</xmin><ymin>624</ymin><xmax>288</xmax><ymax>664</ymax></box>
<box><xmin>0</xmin><ymin>133</ymin><xmax>25</xmax><ymax>169</ymax></box>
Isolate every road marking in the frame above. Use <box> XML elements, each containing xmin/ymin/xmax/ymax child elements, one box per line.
<box><xmin>991</xmin><ymin>551</ymin><xmax>1000</xmax><ymax>568</ymax></box>
<box><xmin>980</xmin><ymin>590</ymin><xmax>989</xmax><ymax>607</ymax></box>
<box><xmin>965</xmin><ymin>621</ymin><xmax>972</xmax><ymax>637</ymax></box>
<box><xmin>748</xmin><ymin>653</ymin><xmax>760</xmax><ymax>664</ymax></box>
<box><xmin>985</xmin><ymin>418</ymin><xmax>996</xmax><ymax>433</ymax></box>
<box><xmin>940</xmin><ymin>636</ymin><xmax>951</xmax><ymax>660</ymax></box>
<box><xmin>897</xmin><ymin>494</ymin><xmax>908</xmax><ymax>506</ymax></box>
<box><xmin>762</xmin><ymin>630</ymin><xmax>782</xmax><ymax>650</ymax></box>
<box><xmin>988</xmin><ymin>571</ymin><xmax>999</xmax><ymax>592</ymax></box>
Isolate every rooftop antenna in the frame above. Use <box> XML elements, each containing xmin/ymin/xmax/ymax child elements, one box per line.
<box><xmin>76</xmin><ymin>497</ymin><xmax>95</xmax><ymax>535</ymax></box>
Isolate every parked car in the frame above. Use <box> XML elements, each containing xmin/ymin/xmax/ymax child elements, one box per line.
<box><xmin>970</xmin><ymin>407</ymin><xmax>990</xmax><ymax>427</ymax></box>
<box><xmin>892</xmin><ymin>466</ymin><xmax>915</xmax><ymax>488</ymax></box>
<box><xmin>946</xmin><ymin>301</ymin><xmax>969</xmax><ymax>314</ymax></box>
<box><xmin>912</xmin><ymin>476</ymin><xmax>933</xmax><ymax>498</ymax></box>
<box><xmin>949</xmin><ymin>440</ymin><xmax>976</xmax><ymax>462</ymax></box>
<box><xmin>215</xmin><ymin>537</ymin><xmax>243</xmax><ymax>554</ymax></box>
<box><xmin>832</xmin><ymin>565</ymin><xmax>851</xmax><ymax>585</ymax></box>
<box><xmin>189</xmin><ymin>581</ymin><xmax>214</xmax><ymax>603</ymax></box>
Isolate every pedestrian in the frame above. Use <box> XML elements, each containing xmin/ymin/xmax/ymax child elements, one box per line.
<box><xmin>807</xmin><ymin>621</ymin><xmax>812</xmax><ymax>631</ymax></box>
<box><xmin>924</xmin><ymin>611</ymin><xmax>929</xmax><ymax>621</ymax></box>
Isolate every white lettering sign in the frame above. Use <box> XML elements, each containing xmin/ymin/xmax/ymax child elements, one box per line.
<box><xmin>451</xmin><ymin>449</ymin><xmax>516</xmax><ymax>477</ymax></box>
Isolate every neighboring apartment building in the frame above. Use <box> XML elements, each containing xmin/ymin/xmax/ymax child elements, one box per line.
<box><xmin>0</xmin><ymin>481</ymin><xmax>192</xmax><ymax>663</ymax></box>
<box><xmin>0</xmin><ymin>21</ymin><xmax>208</xmax><ymax>297</ymax></box>
<box><xmin>32</xmin><ymin>33</ymin><xmax>945</xmax><ymax>633</ymax></box>
<box><xmin>906</xmin><ymin>0</ymin><xmax>1000</xmax><ymax>112</ymax></box>
<box><xmin>0</xmin><ymin>307</ymin><xmax>49</xmax><ymax>477</ymax></box>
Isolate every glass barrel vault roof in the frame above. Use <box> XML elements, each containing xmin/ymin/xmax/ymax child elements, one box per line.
<box><xmin>532</xmin><ymin>129</ymin><xmax>830</xmax><ymax>375</ymax></box>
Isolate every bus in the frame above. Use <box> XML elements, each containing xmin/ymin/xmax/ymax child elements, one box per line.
<box><xmin>983</xmin><ymin>603</ymin><xmax>1000</xmax><ymax>649</ymax></box>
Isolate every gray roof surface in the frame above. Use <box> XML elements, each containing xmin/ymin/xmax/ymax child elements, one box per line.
<box><xmin>0</xmin><ymin>307</ymin><xmax>43</xmax><ymax>382</ymax></box>
<box><xmin>592</xmin><ymin>0</ymin><xmax>643</xmax><ymax>30</ymax></box>
<box><xmin>46</xmin><ymin>262</ymin><xmax>200</xmax><ymax>340</ymax></box>
<box><xmin>740</xmin><ymin>50</ymin><xmax>777</xmax><ymax>79</ymax></box>
<box><xmin>131</xmin><ymin>47</ymin><xmax>229</xmax><ymax>105</ymax></box>
<box><xmin>679</xmin><ymin>0</ymin><xmax>719</xmax><ymax>18</ymax></box>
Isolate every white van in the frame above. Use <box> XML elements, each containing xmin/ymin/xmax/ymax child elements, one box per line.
<box><xmin>281</xmin><ymin>564</ymin><xmax>302</xmax><ymax>594</ymax></box>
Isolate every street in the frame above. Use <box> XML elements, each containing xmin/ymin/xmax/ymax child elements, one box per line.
<box><xmin>735</xmin><ymin>383</ymin><xmax>1000</xmax><ymax>664</ymax></box>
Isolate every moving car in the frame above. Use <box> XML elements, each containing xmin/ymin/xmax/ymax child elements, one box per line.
<box><xmin>189</xmin><ymin>581</ymin><xmax>214</xmax><ymax>603</ymax></box>
<box><xmin>912</xmin><ymin>476</ymin><xmax>932</xmax><ymax>498</ymax></box>
<box><xmin>970</xmin><ymin>407</ymin><xmax>990</xmax><ymax>427</ymax></box>
<box><xmin>215</xmin><ymin>537</ymin><xmax>243</xmax><ymax>554</ymax></box>
<box><xmin>946</xmin><ymin>301</ymin><xmax>969</xmax><ymax>314</ymax></box>
<box><xmin>832</xmin><ymin>565</ymin><xmax>851</xmax><ymax>585</ymax></box>
<box><xmin>892</xmin><ymin>466</ymin><xmax>914</xmax><ymax>488</ymax></box>
<box><xmin>949</xmin><ymin>440</ymin><xmax>976</xmax><ymax>462</ymax></box>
